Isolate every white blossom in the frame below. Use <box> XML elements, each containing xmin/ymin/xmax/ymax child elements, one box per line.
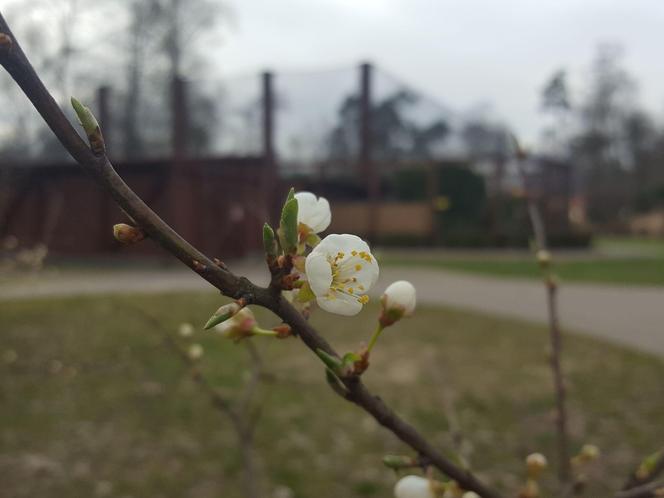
<box><xmin>394</xmin><ymin>475</ymin><xmax>435</xmax><ymax>498</ymax></box>
<box><xmin>304</xmin><ymin>234</ymin><xmax>379</xmax><ymax>316</ymax></box>
<box><xmin>294</xmin><ymin>191</ymin><xmax>331</xmax><ymax>234</ymax></box>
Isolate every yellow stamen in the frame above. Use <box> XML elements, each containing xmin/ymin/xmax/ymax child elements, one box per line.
<box><xmin>355</xmin><ymin>264</ymin><xmax>362</xmax><ymax>271</ymax></box>
<box><xmin>357</xmin><ymin>295</ymin><xmax>369</xmax><ymax>304</ymax></box>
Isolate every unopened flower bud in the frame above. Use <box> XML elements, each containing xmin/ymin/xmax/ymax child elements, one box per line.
<box><xmin>579</xmin><ymin>444</ymin><xmax>600</xmax><ymax>462</ymax></box>
<box><xmin>380</xmin><ymin>280</ymin><xmax>417</xmax><ymax>327</ymax></box>
<box><xmin>178</xmin><ymin>323</ymin><xmax>194</xmax><ymax>337</ymax></box>
<box><xmin>71</xmin><ymin>96</ymin><xmax>105</xmax><ymax>154</ymax></box>
<box><xmin>113</xmin><ymin>223</ymin><xmax>145</xmax><ymax>244</ymax></box>
<box><xmin>188</xmin><ymin>343</ymin><xmax>203</xmax><ymax>360</ymax></box>
<box><xmin>204</xmin><ymin>301</ymin><xmax>243</xmax><ymax>330</ymax></box>
<box><xmin>214</xmin><ymin>308</ymin><xmax>258</xmax><ymax>342</ymax></box>
<box><xmin>536</xmin><ymin>250</ymin><xmax>551</xmax><ymax>267</ymax></box>
<box><xmin>526</xmin><ymin>453</ymin><xmax>548</xmax><ymax>479</ymax></box>
<box><xmin>394</xmin><ymin>475</ymin><xmax>436</xmax><ymax>498</ymax></box>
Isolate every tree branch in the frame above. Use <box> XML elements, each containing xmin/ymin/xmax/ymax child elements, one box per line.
<box><xmin>0</xmin><ymin>12</ymin><xmax>501</xmax><ymax>498</ymax></box>
<box><xmin>513</xmin><ymin>140</ymin><xmax>572</xmax><ymax>486</ymax></box>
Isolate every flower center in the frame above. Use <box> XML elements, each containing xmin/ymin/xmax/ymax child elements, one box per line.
<box><xmin>326</xmin><ymin>251</ymin><xmax>372</xmax><ymax>304</ymax></box>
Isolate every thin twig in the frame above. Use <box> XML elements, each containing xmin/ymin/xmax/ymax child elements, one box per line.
<box><xmin>0</xmin><ymin>14</ymin><xmax>501</xmax><ymax>498</ymax></box>
<box><xmin>623</xmin><ymin>449</ymin><xmax>664</xmax><ymax>491</ymax></box>
<box><xmin>124</xmin><ymin>304</ymin><xmax>262</xmax><ymax>498</ymax></box>
<box><xmin>615</xmin><ymin>480</ymin><xmax>664</xmax><ymax>498</ymax></box>
<box><xmin>513</xmin><ymin>138</ymin><xmax>571</xmax><ymax>486</ymax></box>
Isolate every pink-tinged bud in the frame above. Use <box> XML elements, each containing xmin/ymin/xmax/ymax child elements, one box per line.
<box><xmin>380</xmin><ymin>280</ymin><xmax>417</xmax><ymax>327</ymax></box>
<box><xmin>113</xmin><ymin>223</ymin><xmax>145</xmax><ymax>244</ymax></box>
<box><xmin>214</xmin><ymin>308</ymin><xmax>258</xmax><ymax>342</ymax></box>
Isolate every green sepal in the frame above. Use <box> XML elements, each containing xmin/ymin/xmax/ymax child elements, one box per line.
<box><xmin>279</xmin><ymin>197</ymin><xmax>299</xmax><ymax>254</ymax></box>
<box><xmin>305</xmin><ymin>232</ymin><xmax>321</xmax><ymax>247</ymax></box>
<box><xmin>325</xmin><ymin>368</ymin><xmax>349</xmax><ymax>397</ymax></box>
<box><xmin>315</xmin><ymin>348</ymin><xmax>342</xmax><ymax>372</ymax></box>
<box><xmin>285</xmin><ymin>187</ymin><xmax>295</xmax><ymax>203</ymax></box>
<box><xmin>342</xmin><ymin>352</ymin><xmax>361</xmax><ymax>364</ymax></box>
<box><xmin>262</xmin><ymin>223</ymin><xmax>278</xmax><ymax>257</ymax></box>
<box><xmin>203</xmin><ymin>303</ymin><xmax>239</xmax><ymax>330</ymax></box>
<box><xmin>295</xmin><ymin>281</ymin><xmax>316</xmax><ymax>303</ymax></box>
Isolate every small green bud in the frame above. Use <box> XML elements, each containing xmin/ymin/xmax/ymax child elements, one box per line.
<box><xmin>263</xmin><ymin>223</ymin><xmax>278</xmax><ymax>257</ymax></box>
<box><xmin>382</xmin><ymin>455</ymin><xmax>417</xmax><ymax>470</ymax></box>
<box><xmin>636</xmin><ymin>450</ymin><xmax>663</xmax><ymax>480</ymax></box>
<box><xmin>71</xmin><ymin>97</ymin><xmax>105</xmax><ymax>155</ymax></box>
<box><xmin>279</xmin><ymin>197</ymin><xmax>299</xmax><ymax>254</ymax></box>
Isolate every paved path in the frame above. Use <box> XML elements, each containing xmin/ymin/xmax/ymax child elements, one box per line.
<box><xmin>2</xmin><ymin>261</ymin><xmax>663</xmax><ymax>355</ymax></box>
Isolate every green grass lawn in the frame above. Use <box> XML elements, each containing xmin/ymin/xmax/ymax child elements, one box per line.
<box><xmin>381</xmin><ymin>256</ymin><xmax>664</xmax><ymax>286</ymax></box>
<box><xmin>1</xmin><ymin>292</ymin><xmax>663</xmax><ymax>498</ymax></box>
<box><xmin>381</xmin><ymin>237</ymin><xmax>664</xmax><ymax>286</ymax></box>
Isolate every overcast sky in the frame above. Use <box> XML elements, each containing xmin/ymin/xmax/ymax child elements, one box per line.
<box><xmin>215</xmin><ymin>0</ymin><xmax>664</xmax><ymax>145</ymax></box>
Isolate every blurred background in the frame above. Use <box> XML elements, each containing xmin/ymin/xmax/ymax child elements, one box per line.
<box><xmin>1</xmin><ymin>1</ymin><xmax>663</xmax><ymax>498</ymax></box>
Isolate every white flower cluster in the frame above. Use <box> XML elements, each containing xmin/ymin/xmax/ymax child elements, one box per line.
<box><xmin>294</xmin><ymin>191</ymin><xmax>416</xmax><ymax>319</ymax></box>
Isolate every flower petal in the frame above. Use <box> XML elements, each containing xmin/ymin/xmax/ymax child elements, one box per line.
<box><xmin>314</xmin><ymin>233</ymin><xmax>369</xmax><ymax>258</ymax></box>
<box><xmin>304</xmin><ymin>252</ymin><xmax>333</xmax><ymax>297</ymax></box>
<box><xmin>295</xmin><ymin>192</ymin><xmax>331</xmax><ymax>234</ymax></box>
<box><xmin>317</xmin><ymin>293</ymin><xmax>363</xmax><ymax>316</ymax></box>
<box><xmin>308</xmin><ymin>197</ymin><xmax>331</xmax><ymax>233</ymax></box>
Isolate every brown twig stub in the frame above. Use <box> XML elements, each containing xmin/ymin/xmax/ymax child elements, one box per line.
<box><xmin>0</xmin><ymin>32</ymin><xmax>12</xmax><ymax>51</ymax></box>
<box><xmin>0</xmin><ymin>12</ymin><xmax>501</xmax><ymax>498</ymax></box>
